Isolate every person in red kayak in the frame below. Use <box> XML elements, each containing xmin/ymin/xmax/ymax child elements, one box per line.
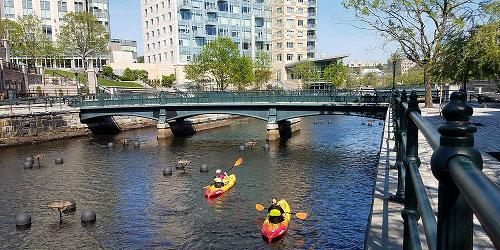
<box><xmin>268</xmin><ymin>198</ymin><xmax>286</xmax><ymax>224</ymax></box>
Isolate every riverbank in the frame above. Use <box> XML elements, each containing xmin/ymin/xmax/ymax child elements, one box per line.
<box><xmin>0</xmin><ymin>104</ymin><xmax>233</xmax><ymax>148</ymax></box>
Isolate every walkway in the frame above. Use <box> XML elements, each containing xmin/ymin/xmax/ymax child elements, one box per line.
<box><xmin>366</xmin><ymin>103</ymin><xmax>499</xmax><ymax>249</ymax></box>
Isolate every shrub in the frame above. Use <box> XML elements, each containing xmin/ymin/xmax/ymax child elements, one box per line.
<box><xmin>161</xmin><ymin>74</ymin><xmax>176</xmax><ymax>87</ymax></box>
<box><xmin>102</xmin><ymin>65</ymin><xmax>114</xmax><ymax>78</ymax></box>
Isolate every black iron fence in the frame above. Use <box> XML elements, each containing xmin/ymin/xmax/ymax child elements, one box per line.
<box><xmin>391</xmin><ymin>90</ymin><xmax>499</xmax><ymax>249</ymax></box>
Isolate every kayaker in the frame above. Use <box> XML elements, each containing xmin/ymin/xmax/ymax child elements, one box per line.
<box><xmin>268</xmin><ymin>198</ymin><xmax>286</xmax><ymax>224</ymax></box>
<box><xmin>214</xmin><ymin>169</ymin><xmax>228</xmax><ymax>179</ymax></box>
<box><xmin>213</xmin><ymin>177</ymin><xmax>224</xmax><ymax>188</ymax></box>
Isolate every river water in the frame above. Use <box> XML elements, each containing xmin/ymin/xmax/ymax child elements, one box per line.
<box><xmin>0</xmin><ymin>116</ymin><xmax>384</xmax><ymax>249</ymax></box>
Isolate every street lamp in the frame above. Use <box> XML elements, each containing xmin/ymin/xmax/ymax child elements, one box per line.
<box><xmin>392</xmin><ymin>60</ymin><xmax>396</xmax><ymax>90</ymax></box>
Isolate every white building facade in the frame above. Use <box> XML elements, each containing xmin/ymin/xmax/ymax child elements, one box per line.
<box><xmin>0</xmin><ymin>0</ymin><xmax>110</xmax><ymax>69</ymax></box>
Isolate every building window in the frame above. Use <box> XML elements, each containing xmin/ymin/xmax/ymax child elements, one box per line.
<box><xmin>298</xmin><ymin>20</ymin><xmax>304</xmax><ymax>26</ymax></box>
<box><xmin>287</xmin><ymin>7</ymin><xmax>294</xmax><ymax>13</ymax></box>
<box><xmin>286</xmin><ymin>42</ymin><xmax>293</xmax><ymax>48</ymax></box>
<box><xmin>276</xmin><ymin>7</ymin><xmax>282</xmax><ymax>14</ymax></box>
<box><xmin>298</xmin><ymin>42</ymin><xmax>303</xmax><ymax>48</ymax></box>
<box><xmin>286</xmin><ymin>30</ymin><xmax>294</xmax><ymax>37</ymax></box>
<box><xmin>40</xmin><ymin>0</ymin><xmax>51</xmax><ymax>20</ymax></box>
<box><xmin>22</xmin><ymin>0</ymin><xmax>33</xmax><ymax>16</ymax></box>
<box><xmin>58</xmin><ymin>0</ymin><xmax>67</xmax><ymax>21</ymax></box>
<box><xmin>42</xmin><ymin>25</ymin><xmax>52</xmax><ymax>41</ymax></box>
<box><xmin>276</xmin><ymin>19</ymin><xmax>282</xmax><ymax>26</ymax></box>
<box><xmin>74</xmin><ymin>1</ymin><xmax>84</xmax><ymax>12</ymax></box>
<box><xmin>298</xmin><ymin>8</ymin><xmax>303</xmax><ymax>14</ymax></box>
<box><xmin>298</xmin><ymin>31</ymin><xmax>303</xmax><ymax>37</ymax></box>
<box><xmin>276</xmin><ymin>31</ymin><xmax>282</xmax><ymax>37</ymax></box>
<box><xmin>276</xmin><ymin>42</ymin><xmax>282</xmax><ymax>49</ymax></box>
<box><xmin>277</xmin><ymin>54</ymin><xmax>282</xmax><ymax>61</ymax></box>
<box><xmin>287</xmin><ymin>54</ymin><xmax>293</xmax><ymax>60</ymax></box>
<box><xmin>298</xmin><ymin>54</ymin><xmax>303</xmax><ymax>61</ymax></box>
<box><xmin>4</xmin><ymin>0</ymin><xmax>15</xmax><ymax>18</ymax></box>
<box><xmin>286</xmin><ymin>19</ymin><xmax>293</xmax><ymax>26</ymax></box>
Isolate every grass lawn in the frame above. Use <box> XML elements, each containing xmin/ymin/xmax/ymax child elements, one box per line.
<box><xmin>98</xmin><ymin>78</ymin><xmax>143</xmax><ymax>88</ymax></box>
<box><xmin>45</xmin><ymin>69</ymin><xmax>143</xmax><ymax>88</ymax></box>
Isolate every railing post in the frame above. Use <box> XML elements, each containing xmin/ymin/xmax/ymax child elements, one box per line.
<box><xmin>430</xmin><ymin>91</ymin><xmax>483</xmax><ymax>250</ymax></box>
<box><xmin>402</xmin><ymin>91</ymin><xmax>421</xmax><ymax>249</ymax></box>
<box><xmin>391</xmin><ymin>90</ymin><xmax>407</xmax><ymax>202</ymax></box>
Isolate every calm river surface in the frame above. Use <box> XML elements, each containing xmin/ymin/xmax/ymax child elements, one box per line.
<box><xmin>0</xmin><ymin>116</ymin><xmax>384</xmax><ymax>249</ymax></box>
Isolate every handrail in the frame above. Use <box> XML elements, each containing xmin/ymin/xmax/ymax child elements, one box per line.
<box><xmin>448</xmin><ymin>156</ymin><xmax>500</xmax><ymax>249</ymax></box>
<box><xmin>409</xmin><ymin>112</ymin><xmax>440</xmax><ymax>150</ymax></box>
<box><xmin>392</xmin><ymin>90</ymin><xmax>500</xmax><ymax>250</ymax></box>
<box><xmin>408</xmin><ymin>160</ymin><xmax>437</xmax><ymax>250</ymax></box>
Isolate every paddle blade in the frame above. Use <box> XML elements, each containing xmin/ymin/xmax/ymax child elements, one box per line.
<box><xmin>234</xmin><ymin>158</ymin><xmax>243</xmax><ymax>167</ymax></box>
<box><xmin>295</xmin><ymin>212</ymin><xmax>308</xmax><ymax>219</ymax></box>
<box><xmin>256</xmin><ymin>204</ymin><xmax>265</xmax><ymax>211</ymax></box>
<box><xmin>203</xmin><ymin>186</ymin><xmax>211</xmax><ymax>189</ymax></box>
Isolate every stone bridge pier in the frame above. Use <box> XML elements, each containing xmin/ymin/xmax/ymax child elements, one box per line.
<box><xmin>267</xmin><ymin>118</ymin><xmax>301</xmax><ymax>141</ymax></box>
<box><xmin>157</xmin><ymin>115</ymin><xmax>232</xmax><ymax>139</ymax></box>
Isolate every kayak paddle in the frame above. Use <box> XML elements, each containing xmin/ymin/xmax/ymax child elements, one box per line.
<box><xmin>255</xmin><ymin>203</ymin><xmax>308</xmax><ymax>219</ymax></box>
<box><xmin>203</xmin><ymin>158</ymin><xmax>243</xmax><ymax>189</ymax></box>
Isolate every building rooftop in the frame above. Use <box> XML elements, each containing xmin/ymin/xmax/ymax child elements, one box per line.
<box><xmin>284</xmin><ymin>54</ymin><xmax>350</xmax><ymax>68</ymax></box>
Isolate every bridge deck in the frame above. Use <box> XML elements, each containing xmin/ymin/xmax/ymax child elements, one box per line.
<box><xmin>366</xmin><ymin>104</ymin><xmax>499</xmax><ymax>249</ymax></box>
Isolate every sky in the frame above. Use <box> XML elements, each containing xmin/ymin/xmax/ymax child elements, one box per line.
<box><xmin>109</xmin><ymin>0</ymin><xmax>398</xmax><ymax>63</ymax></box>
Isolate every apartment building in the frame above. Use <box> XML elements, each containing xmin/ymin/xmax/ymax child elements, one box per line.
<box><xmin>272</xmin><ymin>0</ymin><xmax>317</xmax><ymax>82</ymax></box>
<box><xmin>141</xmin><ymin>0</ymin><xmax>273</xmax><ymax>64</ymax></box>
<box><xmin>141</xmin><ymin>0</ymin><xmax>317</xmax><ymax>84</ymax></box>
<box><xmin>0</xmin><ymin>0</ymin><xmax>110</xmax><ymax>69</ymax></box>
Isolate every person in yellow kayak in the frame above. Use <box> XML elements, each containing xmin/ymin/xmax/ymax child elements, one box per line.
<box><xmin>213</xmin><ymin>169</ymin><xmax>229</xmax><ymax>187</ymax></box>
<box><xmin>267</xmin><ymin>198</ymin><xmax>286</xmax><ymax>224</ymax></box>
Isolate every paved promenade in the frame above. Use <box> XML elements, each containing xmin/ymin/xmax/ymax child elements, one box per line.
<box><xmin>366</xmin><ymin>103</ymin><xmax>499</xmax><ymax>249</ymax></box>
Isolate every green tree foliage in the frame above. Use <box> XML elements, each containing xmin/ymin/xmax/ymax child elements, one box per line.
<box><xmin>101</xmin><ymin>65</ymin><xmax>115</xmax><ymax>78</ymax></box>
<box><xmin>253</xmin><ymin>51</ymin><xmax>273</xmax><ymax>90</ymax></box>
<box><xmin>184</xmin><ymin>56</ymin><xmax>211</xmax><ymax>87</ymax></box>
<box><xmin>291</xmin><ymin>61</ymin><xmax>320</xmax><ymax>88</ymax></box>
<box><xmin>136</xmin><ymin>56</ymin><xmax>144</xmax><ymax>63</ymax></box>
<box><xmin>433</xmin><ymin>2</ymin><xmax>500</xmax><ymax>83</ymax></box>
<box><xmin>161</xmin><ymin>74</ymin><xmax>176</xmax><ymax>87</ymax></box>
<box><xmin>120</xmin><ymin>68</ymin><xmax>138</xmax><ymax>81</ymax></box>
<box><xmin>343</xmin><ymin>0</ymin><xmax>487</xmax><ymax>107</ymax></box>
<box><xmin>231</xmin><ymin>56</ymin><xmax>255</xmax><ymax>90</ymax></box>
<box><xmin>0</xmin><ymin>18</ymin><xmax>15</xmax><ymax>40</ymax></box>
<box><xmin>200</xmin><ymin>37</ymin><xmax>240</xmax><ymax>90</ymax></box>
<box><xmin>58</xmin><ymin>12</ymin><xmax>109</xmax><ymax>69</ymax></box>
<box><xmin>8</xmin><ymin>14</ymin><xmax>53</xmax><ymax>66</ymax></box>
<box><xmin>322</xmin><ymin>60</ymin><xmax>348</xmax><ymax>88</ymax></box>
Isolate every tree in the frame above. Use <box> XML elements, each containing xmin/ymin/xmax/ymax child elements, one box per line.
<box><xmin>253</xmin><ymin>51</ymin><xmax>273</xmax><ymax>90</ymax></box>
<box><xmin>231</xmin><ymin>56</ymin><xmax>255</xmax><ymax>90</ymax></box>
<box><xmin>120</xmin><ymin>68</ymin><xmax>138</xmax><ymax>81</ymax></box>
<box><xmin>58</xmin><ymin>12</ymin><xmax>109</xmax><ymax>69</ymax></box>
<box><xmin>199</xmin><ymin>37</ymin><xmax>240</xmax><ymax>90</ymax></box>
<box><xmin>9</xmin><ymin>14</ymin><xmax>53</xmax><ymax>67</ymax></box>
<box><xmin>136</xmin><ymin>56</ymin><xmax>144</xmax><ymax>63</ymax></box>
<box><xmin>184</xmin><ymin>56</ymin><xmax>211</xmax><ymax>88</ymax></box>
<box><xmin>161</xmin><ymin>74</ymin><xmax>176</xmax><ymax>87</ymax></box>
<box><xmin>291</xmin><ymin>61</ymin><xmax>320</xmax><ymax>88</ymax></box>
<box><xmin>322</xmin><ymin>60</ymin><xmax>348</xmax><ymax>88</ymax></box>
<box><xmin>344</xmin><ymin>0</ymin><xmax>487</xmax><ymax>107</ymax></box>
<box><xmin>432</xmin><ymin>2</ymin><xmax>500</xmax><ymax>84</ymax></box>
<box><xmin>101</xmin><ymin>65</ymin><xmax>115</xmax><ymax>78</ymax></box>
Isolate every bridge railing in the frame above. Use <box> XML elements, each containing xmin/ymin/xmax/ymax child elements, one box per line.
<box><xmin>69</xmin><ymin>89</ymin><xmax>399</xmax><ymax>107</ymax></box>
<box><xmin>391</xmin><ymin>90</ymin><xmax>500</xmax><ymax>250</ymax></box>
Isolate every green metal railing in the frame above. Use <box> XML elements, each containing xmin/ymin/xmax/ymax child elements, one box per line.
<box><xmin>391</xmin><ymin>90</ymin><xmax>500</xmax><ymax>250</ymax></box>
<box><xmin>68</xmin><ymin>90</ymin><xmax>399</xmax><ymax>107</ymax></box>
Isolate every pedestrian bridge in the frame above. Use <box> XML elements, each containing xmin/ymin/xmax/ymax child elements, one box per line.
<box><xmin>71</xmin><ymin>90</ymin><xmax>395</xmax><ymax>139</ymax></box>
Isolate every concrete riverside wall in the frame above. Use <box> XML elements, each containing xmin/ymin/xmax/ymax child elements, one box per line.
<box><xmin>157</xmin><ymin>115</ymin><xmax>232</xmax><ymax>139</ymax></box>
<box><xmin>0</xmin><ymin>112</ymin><xmax>156</xmax><ymax>148</ymax></box>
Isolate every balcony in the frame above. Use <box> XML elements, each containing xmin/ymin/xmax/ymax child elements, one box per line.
<box><xmin>307</xmin><ymin>35</ymin><xmax>316</xmax><ymax>40</ymax></box>
<box><xmin>179</xmin><ymin>0</ymin><xmax>191</xmax><ymax>10</ymax></box>
<box><xmin>308</xmin><ymin>0</ymin><xmax>317</xmax><ymax>7</ymax></box>
<box><xmin>308</xmin><ymin>23</ymin><xmax>317</xmax><ymax>29</ymax></box>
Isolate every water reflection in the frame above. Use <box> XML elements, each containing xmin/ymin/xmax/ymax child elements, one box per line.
<box><xmin>0</xmin><ymin>115</ymin><xmax>383</xmax><ymax>249</ymax></box>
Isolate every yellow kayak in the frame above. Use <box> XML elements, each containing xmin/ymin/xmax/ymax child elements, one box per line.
<box><xmin>262</xmin><ymin>199</ymin><xmax>291</xmax><ymax>242</ymax></box>
<box><xmin>205</xmin><ymin>174</ymin><xmax>236</xmax><ymax>199</ymax></box>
